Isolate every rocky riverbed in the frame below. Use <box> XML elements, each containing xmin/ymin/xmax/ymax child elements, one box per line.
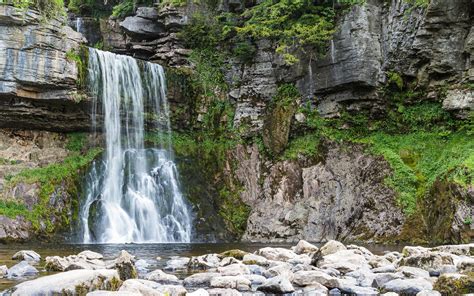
<box><xmin>0</xmin><ymin>241</ymin><xmax>473</xmax><ymax>295</ymax></box>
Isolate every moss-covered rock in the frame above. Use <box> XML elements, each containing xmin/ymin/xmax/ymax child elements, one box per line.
<box><xmin>433</xmin><ymin>273</ymin><xmax>474</xmax><ymax>295</ymax></box>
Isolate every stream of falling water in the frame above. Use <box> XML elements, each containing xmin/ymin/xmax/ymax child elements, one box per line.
<box><xmin>79</xmin><ymin>48</ymin><xmax>192</xmax><ymax>243</ymax></box>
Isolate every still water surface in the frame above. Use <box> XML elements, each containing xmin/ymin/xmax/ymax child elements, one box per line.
<box><xmin>0</xmin><ymin>242</ymin><xmax>402</xmax><ymax>291</ymax></box>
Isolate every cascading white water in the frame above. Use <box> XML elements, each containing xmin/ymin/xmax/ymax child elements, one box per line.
<box><xmin>79</xmin><ymin>48</ymin><xmax>192</xmax><ymax>243</ymax></box>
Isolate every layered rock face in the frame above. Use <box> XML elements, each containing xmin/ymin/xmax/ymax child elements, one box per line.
<box><xmin>228</xmin><ymin>142</ymin><xmax>405</xmax><ymax>243</ymax></box>
<box><xmin>0</xmin><ymin>5</ymin><xmax>91</xmax><ymax>131</ymax></box>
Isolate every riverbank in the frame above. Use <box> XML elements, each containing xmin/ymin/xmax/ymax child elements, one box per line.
<box><xmin>0</xmin><ymin>241</ymin><xmax>472</xmax><ymax>295</ymax></box>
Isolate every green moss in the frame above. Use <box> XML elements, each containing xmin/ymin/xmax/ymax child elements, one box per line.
<box><xmin>65</xmin><ymin>46</ymin><xmax>89</xmax><ymax>90</ymax></box>
<box><xmin>4</xmin><ymin>146</ymin><xmax>102</xmax><ymax>232</ymax></box>
<box><xmin>220</xmin><ymin>249</ymin><xmax>248</xmax><ymax>260</ymax></box>
<box><xmin>387</xmin><ymin>71</ymin><xmax>404</xmax><ymax>90</ymax></box>
<box><xmin>433</xmin><ymin>273</ymin><xmax>474</xmax><ymax>295</ymax></box>
<box><xmin>8</xmin><ymin>0</ymin><xmax>66</xmax><ymax>18</ymax></box>
<box><xmin>0</xmin><ymin>201</ymin><xmax>31</xmax><ymax>220</ymax></box>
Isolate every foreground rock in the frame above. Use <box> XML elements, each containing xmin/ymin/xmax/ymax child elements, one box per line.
<box><xmin>7</xmin><ymin>261</ymin><xmax>38</xmax><ymax>278</ymax></box>
<box><xmin>45</xmin><ymin>250</ymin><xmax>106</xmax><ymax>271</ymax></box>
<box><xmin>11</xmin><ymin>250</ymin><xmax>41</xmax><ymax>262</ymax></box>
<box><xmin>11</xmin><ymin>269</ymin><xmax>121</xmax><ymax>295</ymax></box>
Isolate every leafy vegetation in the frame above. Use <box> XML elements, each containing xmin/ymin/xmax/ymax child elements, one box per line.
<box><xmin>111</xmin><ymin>0</ymin><xmax>153</xmax><ymax>18</ymax></box>
<box><xmin>3</xmin><ymin>0</ymin><xmax>65</xmax><ymax>18</ymax></box>
<box><xmin>0</xmin><ymin>133</ymin><xmax>101</xmax><ymax>232</ymax></box>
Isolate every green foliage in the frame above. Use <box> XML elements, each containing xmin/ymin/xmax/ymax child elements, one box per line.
<box><xmin>3</xmin><ymin>142</ymin><xmax>102</xmax><ymax>231</ymax></box>
<box><xmin>218</xmin><ymin>187</ymin><xmax>251</xmax><ymax>234</ymax></box>
<box><xmin>0</xmin><ymin>200</ymin><xmax>30</xmax><ymax>220</ymax></box>
<box><xmin>387</xmin><ymin>71</ymin><xmax>404</xmax><ymax>90</ymax></box>
<box><xmin>404</xmin><ymin>0</ymin><xmax>430</xmax><ymax>8</ymax></box>
<box><xmin>67</xmin><ymin>0</ymin><xmax>109</xmax><ymax>16</ymax></box>
<box><xmin>234</xmin><ymin>0</ymin><xmax>363</xmax><ymax>64</ymax></box>
<box><xmin>4</xmin><ymin>0</ymin><xmax>65</xmax><ymax>18</ymax></box>
<box><xmin>160</xmin><ymin>0</ymin><xmax>187</xmax><ymax>7</ymax></box>
<box><xmin>283</xmin><ymin>133</ymin><xmax>320</xmax><ymax>160</ymax></box>
<box><xmin>66</xmin><ymin>133</ymin><xmax>87</xmax><ymax>152</ymax></box>
<box><xmin>111</xmin><ymin>0</ymin><xmax>153</xmax><ymax>18</ymax></box>
<box><xmin>180</xmin><ymin>12</ymin><xmax>224</xmax><ymax>49</ymax></box>
<box><xmin>65</xmin><ymin>47</ymin><xmax>88</xmax><ymax>89</ymax></box>
<box><xmin>232</xmin><ymin>40</ymin><xmax>257</xmax><ymax>64</ymax></box>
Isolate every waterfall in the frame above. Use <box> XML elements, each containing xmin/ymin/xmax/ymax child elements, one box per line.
<box><xmin>76</xmin><ymin>17</ymin><xmax>83</xmax><ymax>35</ymax></box>
<box><xmin>79</xmin><ymin>48</ymin><xmax>192</xmax><ymax>243</ymax></box>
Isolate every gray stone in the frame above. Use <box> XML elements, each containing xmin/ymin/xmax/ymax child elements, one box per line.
<box><xmin>207</xmin><ymin>288</ymin><xmax>242</xmax><ymax>296</ymax></box>
<box><xmin>188</xmin><ymin>254</ymin><xmax>222</xmax><ymax>270</ymax></box>
<box><xmin>210</xmin><ymin>275</ymin><xmax>251</xmax><ymax>291</ymax></box>
<box><xmin>11</xmin><ymin>269</ymin><xmax>120</xmax><ymax>296</ymax></box>
<box><xmin>114</xmin><ymin>250</ymin><xmax>137</xmax><ymax>281</ymax></box>
<box><xmin>0</xmin><ymin>265</ymin><xmax>7</xmax><ymax>277</ymax></box>
<box><xmin>7</xmin><ymin>261</ymin><xmax>38</xmax><ymax>278</ymax></box>
<box><xmin>396</xmin><ymin>266</ymin><xmax>430</xmax><ymax>279</ymax></box>
<box><xmin>184</xmin><ymin>272</ymin><xmax>220</xmax><ymax>286</ymax></box>
<box><xmin>320</xmin><ymin>240</ymin><xmax>347</xmax><ymax>256</ymax></box>
<box><xmin>119</xmin><ymin>279</ymin><xmax>186</xmax><ymax>295</ymax></box>
<box><xmin>120</xmin><ymin>15</ymin><xmax>163</xmax><ymax>38</ymax></box>
<box><xmin>293</xmin><ymin>240</ymin><xmax>319</xmax><ymax>255</ymax></box>
<box><xmin>292</xmin><ymin>270</ymin><xmax>338</xmax><ymax>288</ymax></box>
<box><xmin>242</xmin><ymin>254</ymin><xmax>269</xmax><ymax>266</ymax></box>
<box><xmin>217</xmin><ymin>263</ymin><xmax>250</xmax><ymax>276</ymax></box>
<box><xmin>371</xmin><ymin>272</ymin><xmax>403</xmax><ymax>289</ymax></box>
<box><xmin>382</xmin><ymin>278</ymin><xmax>433</xmax><ymax>295</ymax></box>
<box><xmin>372</xmin><ymin>264</ymin><xmax>396</xmax><ymax>273</ymax></box>
<box><xmin>144</xmin><ymin>269</ymin><xmax>181</xmax><ymax>284</ymax></box>
<box><xmin>186</xmin><ymin>289</ymin><xmax>209</xmax><ymax>296</ymax></box>
<box><xmin>257</xmin><ymin>276</ymin><xmax>295</xmax><ymax>294</ymax></box>
<box><xmin>256</xmin><ymin>247</ymin><xmax>297</xmax><ymax>261</ymax></box>
<box><xmin>78</xmin><ymin>250</ymin><xmax>103</xmax><ymax>260</ymax></box>
<box><xmin>416</xmin><ymin>290</ymin><xmax>442</xmax><ymax>296</ymax></box>
<box><xmin>12</xmin><ymin>250</ymin><xmax>40</xmax><ymax>262</ymax></box>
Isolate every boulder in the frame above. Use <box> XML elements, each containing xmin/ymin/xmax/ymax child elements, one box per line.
<box><xmin>45</xmin><ymin>253</ymin><xmax>105</xmax><ymax>271</ymax></box>
<box><xmin>186</xmin><ymin>288</ymin><xmax>209</xmax><ymax>296</ymax></box>
<box><xmin>207</xmin><ymin>288</ymin><xmax>242</xmax><ymax>296</ymax></box>
<box><xmin>134</xmin><ymin>259</ymin><xmax>148</xmax><ymax>274</ymax></box>
<box><xmin>164</xmin><ymin>256</ymin><xmax>190</xmax><ymax>271</ymax></box>
<box><xmin>382</xmin><ymin>278</ymin><xmax>433</xmax><ymax>295</ymax></box>
<box><xmin>12</xmin><ymin>250</ymin><xmax>41</xmax><ymax>262</ymax></box>
<box><xmin>184</xmin><ymin>272</ymin><xmax>220</xmax><ymax>286</ymax></box>
<box><xmin>396</xmin><ymin>266</ymin><xmax>430</xmax><ymax>279</ymax></box>
<box><xmin>144</xmin><ymin>269</ymin><xmax>181</xmax><ymax>285</ymax></box>
<box><xmin>220</xmin><ymin>249</ymin><xmax>248</xmax><ymax>260</ymax></box>
<box><xmin>292</xmin><ymin>270</ymin><xmax>338</xmax><ymax>288</ymax></box>
<box><xmin>188</xmin><ymin>254</ymin><xmax>222</xmax><ymax>270</ymax></box>
<box><xmin>301</xmin><ymin>282</ymin><xmax>329</xmax><ymax>294</ymax></box>
<box><xmin>243</xmin><ymin>274</ymin><xmax>266</xmax><ymax>285</ymax></box>
<box><xmin>456</xmin><ymin>257</ymin><xmax>474</xmax><ymax>273</ymax></box>
<box><xmin>0</xmin><ymin>265</ymin><xmax>8</xmax><ymax>277</ymax></box>
<box><xmin>372</xmin><ymin>264</ymin><xmax>396</xmax><ymax>273</ymax></box>
<box><xmin>433</xmin><ymin>273</ymin><xmax>474</xmax><ymax>295</ymax></box>
<box><xmin>346</xmin><ymin>267</ymin><xmax>376</xmax><ymax>287</ymax></box>
<box><xmin>7</xmin><ymin>261</ymin><xmax>38</xmax><ymax>278</ymax></box>
<box><xmin>87</xmin><ymin>291</ymin><xmax>141</xmax><ymax>296</ymax></box>
<box><xmin>256</xmin><ymin>247</ymin><xmax>297</xmax><ymax>261</ymax></box>
<box><xmin>242</xmin><ymin>254</ymin><xmax>269</xmax><ymax>266</ymax></box>
<box><xmin>114</xmin><ymin>250</ymin><xmax>137</xmax><ymax>280</ymax></box>
<box><xmin>402</xmin><ymin>246</ymin><xmax>431</xmax><ymax>257</ymax></box>
<box><xmin>11</xmin><ymin>269</ymin><xmax>120</xmax><ymax>296</ymax></box>
<box><xmin>318</xmin><ymin>250</ymin><xmax>369</xmax><ymax>273</ymax></box>
<box><xmin>119</xmin><ymin>279</ymin><xmax>186</xmax><ymax>296</ymax></box>
<box><xmin>218</xmin><ymin>257</ymin><xmax>240</xmax><ymax>267</ymax></box>
<box><xmin>263</xmin><ymin>262</ymin><xmax>294</xmax><ymax>280</ymax></box>
<box><xmin>78</xmin><ymin>250</ymin><xmax>103</xmax><ymax>260</ymax></box>
<box><xmin>217</xmin><ymin>263</ymin><xmax>250</xmax><ymax>276</ymax></box>
<box><xmin>319</xmin><ymin>240</ymin><xmax>347</xmax><ymax>256</ymax></box>
<box><xmin>399</xmin><ymin>251</ymin><xmax>454</xmax><ymax>270</ymax></box>
<box><xmin>210</xmin><ymin>275</ymin><xmax>251</xmax><ymax>290</ymax></box>
<box><xmin>371</xmin><ymin>272</ymin><xmax>403</xmax><ymax>289</ymax></box>
<box><xmin>257</xmin><ymin>276</ymin><xmax>295</xmax><ymax>294</ymax></box>
<box><xmin>416</xmin><ymin>290</ymin><xmax>442</xmax><ymax>296</ymax></box>
<box><xmin>293</xmin><ymin>240</ymin><xmax>319</xmax><ymax>255</ymax></box>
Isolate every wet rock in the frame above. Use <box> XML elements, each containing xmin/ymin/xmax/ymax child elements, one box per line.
<box><xmin>164</xmin><ymin>256</ymin><xmax>190</xmax><ymax>271</ymax></box>
<box><xmin>220</xmin><ymin>249</ymin><xmax>248</xmax><ymax>260</ymax></box>
<box><xmin>114</xmin><ymin>250</ymin><xmax>137</xmax><ymax>280</ymax></box>
<box><xmin>45</xmin><ymin>251</ymin><xmax>106</xmax><ymax>271</ymax></box>
<box><xmin>12</xmin><ymin>250</ymin><xmax>41</xmax><ymax>262</ymax></box>
<box><xmin>318</xmin><ymin>250</ymin><xmax>369</xmax><ymax>273</ymax></box>
<box><xmin>217</xmin><ymin>263</ymin><xmax>250</xmax><ymax>276</ymax></box>
<box><xmin>7</xmin><ymin>261</ymin><xmax>38</xmax><ymax>278</ymax></box>
<box><xmin>292</xmin><ymin>270</ymin><xmax>338</xmax><ymax>288</ymax></box>
<box><xmin>119</xmin><ymin>279</ymin><xmax>186</xmax><ymax>295</ymax></box>
<box><xmin>396</xmin><ymin>266</ymin><xmax>430</xmax><ymax>279</ymax></box>
<box><xmin>257</xmin><ymin>275</ymin><xmax>295</xmax><ymax>294</ymax></box>
<box><xmin>184</xmin><ymin>272</ymin><xmax>220</xmax><ymax>286</ymax></box>
<box><xmin>210</xmin><ymin>275</ymin><xmax>251</xmax><ymax>291</ymax></box>
<box><xmin>416</xmin><ymin>290</ymin><xmax>442</xmax><ymax>296</ymax></box>
<box><xmin>243</xmin><ymin>274</ymin><xmax>266</xmax><ymax>285</ymax></box>
<box><xmin>11</xmin><ymin>269</ymin><xmax>120</xmax><ymax>296</ymax></box>
<box><xmin>0</xmin><ymin>265</ymin><xmax>8</xmax><ymax>277</ymax></box>
<box><xmin>372</xmin><ymin>264</ymin><xmax>396</xmax><ymax>273</ymax></box>
<box><xmin>188</xmin><ymin>254</ymin><xmax>222</xmax><ymax>270</ymax></box>
<box><xmin>144</xmin><ymin>269</ymin><xmax>181</xmax><ymax>285</ymax></box>
<box><xmin>186</xmin><ymin>288</ymin><xmax>209</xmax><ymax>296</ymax></box>
<box><xmin>256</xmin><ymin>247</ymin><xmax>297</xmax><ymax>261</ymax></box>
<box><xmin>371</xmin><ymin>272</ymin><xmax>403</xmax><ymax>289</ymax></box>
<box><xmin>263</xmin><ymin>265</ymin><xmax>294</xmax><ymax>282</ymax></box>
<box><xmin>382</xmin><ymin>278</ymin><xmax>433</xmax><ymax>295</ymax></box>
<box><xmin>433</xmin><ymin>273</ymin><xmax>474</xmax><ymax>295</ymax></box>
<box><xmin>207</xmin><ymin>288</ymin><xmax>242</xmax><ymax>296</ymax></box>
<box><xmin>242</xmin><ymin>254</ymin><xmax>269</xmax><ymax>266</ymax></box>
<box><xmin>78</xmin><ymin>250</ymin><xmax>104</xmax><ymax>260</ymax></box>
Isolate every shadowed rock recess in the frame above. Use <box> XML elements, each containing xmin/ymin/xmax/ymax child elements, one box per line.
<box><xmin>0</xmin><ymin>0</ymin><xmax>472</xmax><ymax>245</ymax></box>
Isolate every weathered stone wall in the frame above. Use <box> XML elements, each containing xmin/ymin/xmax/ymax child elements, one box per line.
<box><xmin>0</xmin><ymin>5</ymin><xmax>91</xmax><ymax>131</ymax></box>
